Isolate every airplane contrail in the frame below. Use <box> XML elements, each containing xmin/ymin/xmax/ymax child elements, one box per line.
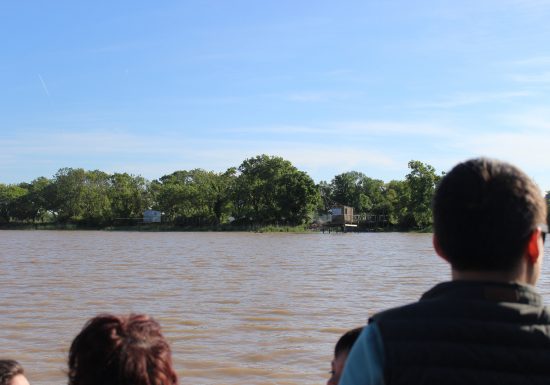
<box><xmin>38</xmin><ymin>73</ymin><xmax>51</xmax><ymax>98</ymax></box>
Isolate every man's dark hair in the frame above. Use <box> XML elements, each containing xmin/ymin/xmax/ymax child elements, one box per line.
<box><xmin>433</xmin><ymin>158</ymin><xmax>547</xmax><ymax>272</ymax></box>
<box><xmin>335</xmin><ymin>327</ymin><xmax>363</xmax><ymax>357</ymax></box>
<box><xmin>68</xmin><ymin>314</ymin><xmax>178</xmax><ymax>385</ymax></box>
<box><xmin>0</xmin><ymin>360</ymin><xmax>24</xmax><ymax>385</ymax></box>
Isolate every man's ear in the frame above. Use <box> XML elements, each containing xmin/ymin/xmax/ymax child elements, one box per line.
<box><xmin>526</xmin><ymin>229</ymin><xmax>542</xmax><ymax>265</ymax></box>
<box><xmin>433</xmin><ymin>235</ymin><xmax>450</xmax><ymax>263</ymax></box>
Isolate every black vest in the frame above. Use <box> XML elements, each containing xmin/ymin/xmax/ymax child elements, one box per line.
<box><xmin>371</xmin><ymin>281</ymin><xmax>550</xmax><ymax>385</ymax></box>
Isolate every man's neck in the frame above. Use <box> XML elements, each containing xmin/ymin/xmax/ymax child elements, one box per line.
<box><xmin>451</xmin><ymin>269</ymin><xmax>532</xmax><ymax>285</ymax></box>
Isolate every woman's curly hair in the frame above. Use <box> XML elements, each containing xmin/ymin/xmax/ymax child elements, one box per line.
<box><xmin>0</xmin><ymin>360</ymin><xmax>25</xmax><ymax>385</ymax></box>
<box><xmin>68</xmin><ymin>314</ymin><xmax>178</xmax><ymax>385</ymax></box>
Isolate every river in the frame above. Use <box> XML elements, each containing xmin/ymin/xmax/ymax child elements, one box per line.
<box><xmin>1</xmin><ymin>231</ymin><xmax>549</xmax><ymax>384</ymax></box>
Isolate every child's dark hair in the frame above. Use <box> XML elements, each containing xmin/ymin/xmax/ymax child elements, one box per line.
<box><xmin>335</xmin><ymin>327</ymin><xmax>363</xmax><ymax>356</ymax></box>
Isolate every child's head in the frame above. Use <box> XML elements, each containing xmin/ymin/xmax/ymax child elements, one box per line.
<box><xmin>0</xmin><ymin>360</ymin><xmax>29</xmax><ymax>385</ymax></box>
<box><xmin>327</xmin><ymin>327</ymin><xmax>363</xmax><ymax>385</ymax></box>
<box><xmin>68</xmin><ymin>314</ymin><xmax>178</xmax><ymax>385</ymax></box>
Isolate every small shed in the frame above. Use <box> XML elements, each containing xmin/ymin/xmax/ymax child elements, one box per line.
<box><xmin>331</xmin><ymin>204</ymin><xmax>355</xmax><ymax>225</ymax></box>
<box><xmin>143</xmin><ymin>210</ymin><xmax>161</xmax><ymax>223</ymax></box>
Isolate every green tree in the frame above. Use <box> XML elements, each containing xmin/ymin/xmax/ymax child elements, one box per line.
<box><xmin>79</xmin><ymin>170</ymin><xmax>112</xmax><ymax>225</ymax></box>
<box><xmin>51</xmin><ymin>168</ymin><xmax>86</xmax><ymax>222</ymax></box>
<box><xmin>278</xmin><ymin>169</ymin><xmax>320</xmax><ymax>225</ymax></box>
<box><xmin>233</xmin><ymin>155</ymin><xmax>319</xmax><ymax>226</ymax></box>
<box><xmin>404</xmin><ymin>160</ymin><xmax>440</xmax><ymax>229</ymax></box>
<box><xmin>317</xmin><ymin>181</ymin><xmax>333</xmax><ymax>213</ymax></box>
<box><xmin>360</xmin><ymin>176</ymin><xmax>385</xmax><ymax>215</ymax></box>
<box><xmin>109</xmin><ymin>173</ymin><xmax>151</xmax><ymax>223</ymax></box>
<box><xmin>51</xmin><ymin>168</ymin><xmax>111</xmax><ymax>225</ymax></box>
<box><xmin>13</xmin><ymin>177</ymin><xmax>53</xmax><ymax>222</ymax></box>
<box><xmin>0</xmin><ymin>184</ymin><xmax>28</xmax><ymax>223</ymax></box>
<box><xmin>211</xmin><ymin>168</ymin><xmax>237</xmax><ymax>225</ymax></box>
<box><xmin>384</xmin><ymin>179</ymin><xmax>411</xmax><ymax>227</ymax></box>
<box><xmin>153</xmin><ymin>170</ymin><xmax>198</xmax><ymax>223</ymax></box>
<box><xmin>330</xmin><ymin>171</ymin><xmax>385</xmax><ymax>216</ymax></box>
<box><xmin>154</xmin><ymin>168</ymin><xmax>235</xmax><ymax>225</ymax></box>
<box><xmin>331</xmin><ymin>171</ymin><xmax>363</xmax><ymax>209</ymax></box>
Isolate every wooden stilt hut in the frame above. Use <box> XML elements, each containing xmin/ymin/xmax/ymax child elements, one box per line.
<box><xmin>322</xmin><ymin>204</ymin><xmax>357</xmax><ymax>233</ymax></box>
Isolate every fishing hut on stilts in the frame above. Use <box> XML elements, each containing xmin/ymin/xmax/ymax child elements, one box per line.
<box><xmin>322</xmin><ymin>204</ymin><xmax>358</xmax><ymax>233</ymax></box>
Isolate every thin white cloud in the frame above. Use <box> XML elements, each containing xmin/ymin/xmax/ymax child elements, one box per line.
<box><xmin>47</xmin><ymin>136</ymin><xmax>399</xmax><ymax>183</ymax></box>
<box><xmin>3</xmin><ymin>131</ymin><xmax>159</xmax><ymax>156</ymax></box>
<box><xmin>332</xmin><ymin>121</ymin><xmax>456</xmax><ymax>137</ymax></box>
<box><xmin>278</xmin><ymin>91</ymin><xmax>360</xmax><ymax>103</ymax></box>
<box><xmin>449</xmin><ymin>128</ymin><xmax>550</xmax><ymax>191</ymax></box>
<box><xmin>177</xmin><ymin>142</ymin><xmax>403</xmax><ymax>183</ymax></box>
<box><xmin>497</xmin><ymin>106</ymin><xmax>550</xmax><ymax>131</ymax></box>
<box><xmin>314</xmin><ymin>69</ymin><xmax>374</xmax><ymax>84</ymax></box>
<box><xmin>505</xmin><ymin>55</ymin><xmax>550</xmax><ymax>85</ymax></box>
<box><xmin>0</xmin><ymin>126</ymin><xmax>436</xmax><ymax>183</ymax></box>
<box><xmin>511</xmin><ymin>72</ymin><xmax>550</xmax><ymax>84</ymax></box>
<box><xmin>279</xmin><ymin>147</ymin><xmax>400</xmax><ymax>179</ymax></box>
<box><xmin>508</xmin><ymin>56</ymin><xmax>550</xmax><ymax>67</ymax></box>
<box><xmin>228</xmin><ymin>121</ymin><xmax>456</xmax><ymax>137</ymax></box>
<box><xmin>86</xmin><ymin>40</ymin><xmax>154</xmax><ymax>54</ymax></box>
<box><xmin>2</xmin><ymin>121</ymin><xmax>548</xmax><ymax>190</ymax></box>
<box><xmin>413</xmin><ymin>91</ymin><xmax>532</xmax><ymax>109</ymax></box>
<box><xmin>285</xmin><ymin>92</ymin><xmax>339</xmax><ymax>102</ymax></box>
<box><xmin>458</xmin><ymin>132</ymin><xmax>550</xmax><ymax>160</ymax></box>
<box><xmin>500</xmin><ymin>0</ymin><xmax>550</xmax><ymax>11</ymax></box>
<box><xmin>225</xmin><ymin>125</ymin><xmax>326</xmax><ymax>135</ymax></box>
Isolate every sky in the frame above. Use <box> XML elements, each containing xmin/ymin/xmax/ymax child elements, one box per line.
<box><xmin>2</xmin><ymin>0</ymin><xmax>550</xmax><ymax>191</ymax></box>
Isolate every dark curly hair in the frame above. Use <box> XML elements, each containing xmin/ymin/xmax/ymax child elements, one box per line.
<box><xmin>0</xmin><ymin>360</ymin><xmax>25</xmax><ymax>385</ymax></box>
<box><xmin>68</xmin><ymin>314</ymin><xmax>178</xmax><ymax>385</ymax></box>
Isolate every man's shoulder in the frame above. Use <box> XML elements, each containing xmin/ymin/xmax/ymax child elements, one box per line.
<box><xmin>369</xmin><ymin>282</ymin><xmax>452</xmax><ymax>323</ymax></box>
<box><xmin>370</xmin><ymin>298</ymin><xmax>433</xmax><ymax>323</ymax></box>
<box><xmin>370</xmin><ymin>280</ymin><xmax>550</xmax><ymax>325</ymax></box>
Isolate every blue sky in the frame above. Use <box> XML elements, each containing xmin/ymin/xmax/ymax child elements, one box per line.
<box><xmin>2</xmin><ymin>0</ymin><xmax>550</xmax><ymax>191</ymax></box>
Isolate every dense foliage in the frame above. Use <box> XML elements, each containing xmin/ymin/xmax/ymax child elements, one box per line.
<box><xmin>0</xmin><ymin>155</ymin><xmax>447</xmax><ymax>230</ymax></box>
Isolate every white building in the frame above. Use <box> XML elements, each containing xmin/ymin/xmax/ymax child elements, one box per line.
<box><xmin>143</xmin><ymin>210</ymin><xmax>161</xmax><ymax>223</ymax></box>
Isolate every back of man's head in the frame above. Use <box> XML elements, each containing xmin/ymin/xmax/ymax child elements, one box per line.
<box><xmin>433</xmin><ymin>158</ymin><xmax>547</xmax><ymax>272</ymax></box>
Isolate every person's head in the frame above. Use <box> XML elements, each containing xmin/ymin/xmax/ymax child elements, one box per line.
<box><xmin>433</xmin><ymin>158</ymin><xmax>547</xmax><ymax>281</ymax></box>
<box><xmin>0</xmin><ymin>360</ymin><xmax>29</xmax><ymax>385</ymax></box>
<box><xmin>327</xmin><ymin>327</ymin><xmax>363</xmax><ymax>385</ymax></box>
<box><xmin>68</xmin><ymin>314</ymin><xmax>178</xmax><ymax>385</ymax></box>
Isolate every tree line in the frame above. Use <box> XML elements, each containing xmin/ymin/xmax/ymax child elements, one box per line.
<box><xmin>0</xmin><ymin>155</ymin><xmax>470</xmax><ymax>230</ymax></box>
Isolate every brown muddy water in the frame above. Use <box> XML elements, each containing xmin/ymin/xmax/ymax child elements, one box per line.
<box><xmin>1</xmin><ymin>231</ymin><xmax>549</xmax><ymax>384</ymax></box>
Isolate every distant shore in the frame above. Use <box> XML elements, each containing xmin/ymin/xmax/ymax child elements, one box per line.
<box><xmin>0</xmin><ymin>222</ymin><xmax>309</xmax><ymax>232</ymax></box>
<box><xmin>0</xmin><ymin>222</ymin><xmax>430</xmax><ymax>233</ymax></box>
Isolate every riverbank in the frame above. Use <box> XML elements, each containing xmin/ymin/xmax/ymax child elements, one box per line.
<box><xmin>0</xmin><ymin>222</ymin><xmax>314</xmax><ymax>233</ymax></box>
<box><xmin>0</xmin><ymin>222</ymin><xmax>431</xmax><ymax>233</ymax></box>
